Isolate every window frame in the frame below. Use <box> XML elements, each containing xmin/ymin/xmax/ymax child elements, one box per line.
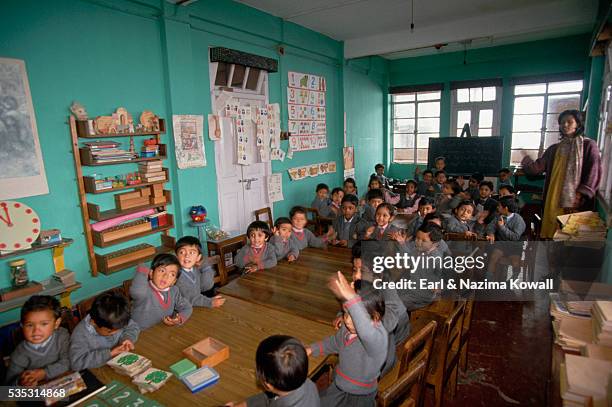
<box><xmin>597</xmin><ymin>56</ymin><xmax>612</xmax><ymax>219</ymax></box>
<box><xmin>450</xmin><ymin>86</ymin><xmax>502</xmax><ymax>137</ymax></box>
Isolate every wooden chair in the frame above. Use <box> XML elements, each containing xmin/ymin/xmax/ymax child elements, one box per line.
<box><xmin>458</xmin><ymin>297</ymin><xmax>475</xmax><ymax>372</ymax></box>
<box><xmin>309</xmin><ymin>354</ymin><xmax>338</xmax><ymax>390</ymax></box>
<box><xmin>378</xmin><ymin>320</ymin><xmax>438</xmax><ymax>407</ymax></box>
<box><xmin>304</xmin><ymin>207</ymin><xmax>321</xmax><ymax>234</ymax></box>
<box><xmin>254</xmin><ymin>207</ymin><xmax>273</xmax><ymax>230</ymax></box>
<box><xmin>425</xmin><ymin>301</ymin><xmax>466</xmax><ymax>407</ymax></box>
<box><xmin>206</xmin><ymin>254</ymin><xmax>227</xmax><ymax>286</ymax></box>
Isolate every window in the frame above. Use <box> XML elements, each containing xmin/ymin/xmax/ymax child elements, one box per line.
<box><xmin>510</xmin><ymin>79</ymin><xmax>583</xmax><ymax>165</ymax></box>
<box><xmin>392</xmin><ymin>91</ymin><xmax>441</xmax><ymax>164</ymax></box>
<box><xmin>597</xmin><ymin>58</ymin><xmax>612</xmax><ymax>210</ymax></box>
<box><xmin>451</xmin><ymin>86</ymin><xmax>502</xmax><ymax>137</ymax></box>
<box><xmin>214</xmin><ymin>61</ymin><xmax>263</xmax><ymax>92</ymax></box>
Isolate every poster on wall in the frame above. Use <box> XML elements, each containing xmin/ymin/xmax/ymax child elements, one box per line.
<box><xmin>0</xmin><ymin>58</ymin><xmax>49</xmax><ymax>199</ymax></box>
<box><xmin>267</xmin><ymin>173</ymin><xmax>283</xmax><ymax>202</ymax></box>
<box><xmin>172</xmin><ymin>114</ymin><xmax>206</xmax><ymax>169</ymax></box>
<box><xmin>288</xmin><ymin>161</ymin><xmax>336</xmax><ymax>181</ymax></box>
<box><xmin>343</xmin><ymin>146</ymin><xmax>355</xmax><ymax>179</ymax></box>
<box><xmin>287</xmin><ymin>71</ymin><xmax>327</xmax><ymax>152</ymax></box>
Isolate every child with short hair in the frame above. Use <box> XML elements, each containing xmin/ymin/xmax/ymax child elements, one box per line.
<box><xmin>364</xmin><ymin>203</ymin><xmax>401</xmax><ymax>240</ymax></box>
<box><xmin>327</xmin><ymin>194</ymin><xmax>361</xmax><ymax>248</ymax></box>
<box><xmin>396</xmin><ymin>180</ymin><xmax>421</xmax><ymax>214</ymax></box>
<box><xmin>434</xmin><ymin>156</ymin><xmax>446</xmax><ymax>171</ymax></box>
<box><xmin>290</xmin><ymin>206</ymin><xmax>326</xmax><ymax>250</ymax></box>
<box><xmin>311</xmin><ymin>183</ymin><xmax>331</xmax><ymax>215</ymax></box>
<box><xmin>443</xmin><ymin>200</ymin><xmax>478</xmax><ymax>238</ymax></box>
<box><xmin>475</xmin><ymin>181</ymin><xmax>498</xmax><ymax>235</ymax></box>
<box><xmin>175</xmin><ymin>236</ymin><xmax>225</xmax><ymax>309</ymax></box>
<box><xmin>235</xmin><ymin>221</ymin><xmax>278</xmax><ymax>273</ymax></box>
<box><xmin>271</xmin><ymin>217</ymin><xmax>299</xmax><ymax>262</ymax></box>
<box><xmin>343</xmin><ymin>178</ymin><xmax>358</xmax><ymax>197</ymax></box>
<box><xmin>363</xmin><ymin>176</ymin><xmax>398</xmax><ymax>206</ymax></box>
<box><xmin>227</xmin><ymin>335</ymin><xmax>319</xmax><ymax>407</ymax></box>
<box><xmin>466</xmin><ymin>172</ymin><xmax>484</xmax><ymax>202</ymax></box>
<box><xmin>307</xmin><ymin>272</ymin><xmax>388</xmax><ymax>406</ymax></box>
<box><xmin>488</xmin><ymin>197</ymin><xmax>526</xmax><ymax>278</ymax></box>
<box><xmin>6</xmin><ymin>296</ymin><xmax>70</xmax><ymax>386</ymax></box>
<box><xmin>416</xmin><ymin>169</ymin><xmax>435</xmax><ymax>197</ymax></box>
<box><xmin>373</xmin><ymin>163</ymin><xmax>390</xmax><ymax>189</ymax></box>
<box><xmin>498</xmin><ymin>168</ymin><xmax>513</xmax><ymax>187</ymax></box>
<box><xmin>131</xmin><ymin>253</ymin><xmax>192</xmax><ymax>330</ymax></box>
<box><xmin>361</xmin><ymin>188</ymin><xmax>385</xmax><ymax>223</ymax></box>
<box><xmin>320</xmin><ymin>187</ymin><xmax>344</xmax><ymax>218</ymax></box>
<box><xmin>498</xmin><ymin>184</ymin><xmax>515</xmax><ymax>197</ymax></box>
<box><xmin>433</xmin><ymin>170</ymin><xmax>447</xmax><ymax>195</ymax></box>
<box><xmin>436</xmin><ymin>180</ymin><xmax>466</xmax><ymax>216</ymax></box>
<box><xmin>70</xmin><ymin>292</ymin><xmax>140</xmax><ymax>371</ymax></box>
<box><xmin>406</xmin><ymin>197</ymin><xmax>435</xmax><ymax>238</ymax></box>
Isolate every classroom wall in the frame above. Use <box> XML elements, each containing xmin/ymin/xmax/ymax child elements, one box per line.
<box><xmin>385</xmin><ymin>34</ymin><xmax>594</xmax><ymax>180</ymax></box>
<box><xmin>0</xmin><ymin>0</ymin><xmax>347</xmax><ymax>323</ymax></box>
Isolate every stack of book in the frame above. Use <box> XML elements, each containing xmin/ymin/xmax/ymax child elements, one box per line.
<box><xmin>561</xmin><ymin>354</ymin><xmax>612</xmax><ymax>407</ymax></box>
<box><xmin>593</xmin><ymin>301</ymin><xmax>612</xmax><ymax>347</ymax></box>
<box><xmin>132</xmin><ymin>367</ymin><xmax>172</xmax><ymax>394</ymax></box>
<box><xmin>53</xmin><ymin>269</ymin><xmax>76</xmax><ymax>287</ymax></box>
<box><xmin>138</xmin><ymin>160</ymin><xmax>165</xmax><ymax>183</ymax></box>
<box><xmin>107</xmin><ymin>352</ymin><xmax>152</xmax><ymax>377</ymax></box>
<box><xmin>554</xmin><ymin>211</ymin><xmax>606</xmax><ymax>246</ymax></box>
<box><xmin>141</xmin><ymin>143</ymin><xmax>160</xmax><ymax>158</ymax></box>
<box><xmin>550</xmin><ymin>293</ymin><xmax>592</xmax><ymax>352</ymax></box>
<box><xmin>85</xmin><ymin>141</ymin><xmax>135</xmax><ymax>163</ymax></box>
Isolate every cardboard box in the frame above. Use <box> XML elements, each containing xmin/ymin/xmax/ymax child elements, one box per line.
<box><xmin>182</xmin><ymin>337</ymin><xmax>229</xmax><ymax>368</ymax></box>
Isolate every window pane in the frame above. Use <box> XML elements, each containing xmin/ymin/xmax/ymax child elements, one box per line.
<box><xmin>215</xmin><ymin>62</ymin><xmax>229</xmax><ymax>86</ymax></box>
<box><xmin>457</xmin><ymin>110</ymin><xmax>471</xmax><ymax>127</ymax></box>
<box><xmin>483</xmin><ymin>87</ymin><xmax>496</xmax><ymax>101</ymax></box>
<box><xmin>393</xmin><ymin>94</ymin><xmax>415</xmax><ymax>102</ymax></box>
<box><xmin>548</xmin><ymin>80</ymin><xmax>583</xmax><ymax>94</ymax></box>
<box><xmin>515</xmin><ymin>83</ymin><xmax>546</xmax><ymax>95</ymax></box>
<box><xmin>394</xmin><ymin>103</ymin><xmax>415</xmax><ymax>118</ymax></box>
<box><xmin>246</xmin><ymin>68</ymin><xmax>260</xmax><ymax>90</ymax></box>
<box><xmin>416</xmin><ymin>148</ymin><xmax>429</xmax><ymax>164</ymax></box>
<box><xmin>511</xmin><ymin>132</ymin><xmax>541</xmax><ymax>149</ymax></box>
<box><xmin>394</xmin><ymin>148</ymin><xmax>413</xmax><ymax>162</ymax></box>
<box><xmin>418</xmin><ymin>118</ymin><xmax>440</xmax><ymax>133</ymax></box>
<box><xmin>417</xmin><ymin>133</ymin><xmax>438</xmax><ymax>148</ymax></box>
<box><xmin>514</xmin><ymin>96</ymin><xmax>544</xmax><ymax>114</ymax></box>
<box><xmin>545</xmin><ymin>113</ymin><xmax>559</xmax><ymax>133</ymax></box>
<box><xmin>478</xmin><ymin>128</ymin><xmax>492</xmax><ymax>137</ymax></box>
<box><xmin>417</xmin><ymin>91</ymin><xmax>441</xmax><ymax>101</ymax></box>
<box><xmin>511</xmin><ymin>149</ymin><xmax>539</xmax><ymax>166</ymax></box>
<box><xmin>479</xmin><ymin>109</ymin><xmax>493</xmax><ymax>128</ymax></box>
<box><xmin>513</xmin><ymin>114</ymin><xmax>543</xmax><ymax>132</ymax></box>
<box><xmin>394</xmin><ymin>133</ymin><xmax>415</xmax><ymax>148</ymax></box>
<box><xmin>231</xmin><ymin>64</ymin><xmax>246</xmax><ymax>87</ymax></box>
<box><xmin>470</xmin><ymin>87</ymin><xmax>483</xmax><ymax>102</ymax></box>
<box><xmin>547</xmin><ymin>94</ymin><xmax>581</xmax><ymax>114</ymax></box>
<box><xmin>394</xmin><ymin>119</ymin><xmax>415</xmax><ymax>133</ymax></box>
<box><xmin>457</xmin><ymin>89</ymin><xmax>469</xmax><ymax>103</ymax></box>
<box><xmin>418</xmin><ymin>102</ymin><xmax>440</xmax><ymax>117</ymax></box>
<box><xmin>544</xmin><ymin>132</ymin><xmax>560</xmax><ymax>149</ymax></box>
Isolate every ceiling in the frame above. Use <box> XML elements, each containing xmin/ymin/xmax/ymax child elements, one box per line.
<box><xmin>235</xmin><ymin>0</ymin><xmax>599</xmax><ymax>59</ymax></box>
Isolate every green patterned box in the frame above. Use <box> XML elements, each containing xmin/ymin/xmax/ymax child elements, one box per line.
<box><xmin>169</xmin><ymin>358</ymin><xmax>197</xmax><ymax>378</ymax></box>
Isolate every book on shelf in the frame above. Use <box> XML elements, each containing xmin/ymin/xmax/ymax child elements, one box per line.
<box><xmin>141</xmin><ymin>175</ymin><xmax>166</xmax><ymax>183</ymax></box>
<box><xmin>561</xmin><ymin>354</ymin><xmax>611</xmax><ymax>407</ymax></box>
<box><xmin>53</xmin><ymin>269</ymin><xmax>76</xmax><ymax>287</ymax></box>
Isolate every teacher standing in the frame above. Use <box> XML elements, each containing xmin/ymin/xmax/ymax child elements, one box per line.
<box><xmin>521</xmin><ymin>109</ymin><xmax>602</xmax><ymax>238</ymax></box>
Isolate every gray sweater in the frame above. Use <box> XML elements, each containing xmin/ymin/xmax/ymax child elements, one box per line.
<box><xmin>69</xmin><ymin>315</ymin><xmax>140</xmax><ymax>371</ymax></box>
<box><xmin>311</xmin><ymin>197</ymin><xmax>331</xmax><ymax>215</ymax></box>
<box><xmin>369</xmin><ymin>224</ymin><xmax>402</xmax><ymax>241</ymax></box>
<box><xmin>292</xmin><ymin>229</ymin><xmax>325</xmax><ymax>250</ymax></box>
<box><xmin>246</xmin><ymin>379</ymin><xmax>320</xmax><ymax>407</ymax></box>
<box><xmin>176</xmin><ymin>263</ymin><xmax>215</xmax><ymax>308</ymax></box>
<box><xmin>406</xmin><ymin>215</ymin><xmax>424</xmax><ymax>238</ymax></box>
<box><xmin>310</xmin><ymin>297</ymin><xmax>388</xmax><ymax>395</ymax></box>
<box><xmin>495</xmin><ymin>213</ymin><xmax>526</xmax><ymax>241</ymax></box>
<box><xmin>6</xmin><ymin>328</ymin><xmax>70</xmax><ymax>385</ymax></box>
<box><xmin>332</xmin><ymin>215</ymin><xmax>361</xmax><ymax>247</ymax></box>
<box><xmin>235</xmin><ymin>243</ymin><xmax>278</xmax><ymax>270</ymax></box>
<box><xmin>130</xmin><ymin>268</ymin><xmax>193</xmax><ymax>330</ymax></box>
<box><xmin>270</xmin><ymin>235</ymin><xmax>300</xmax><ymax>261</ymax></box>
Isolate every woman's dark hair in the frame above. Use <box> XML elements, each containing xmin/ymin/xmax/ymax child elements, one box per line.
<box><xmin>247</xmin><ymin>220</ymin><xmax>272</xmax><ymax>240</ymax></box>
<box><xmin>90</xmin><ymin>291</ymin><xmax>131</xmax><ymax>330</ymax></box>
<box><xmin>21</xmin><ymin>295</ymin><xmax>61</xmax><ymax>323</ymax></box>
<box><xmin>352</xmin><ymin>280</ymin><xmax>385</xmax><ymax>321</ymax></box>
<box><xmin>558</xmin><ymin>109</ymin><xmax>585</xmax><ymax>136</ymax></box>
<box><xmin>150</xmin><ymin>253</ymin><xmax>182</xmax><ymax>278</ymax></box>
<box><xmin>418</xmin><ymin>221</ymin><xmax>444</xmax><ymax>242</ymax></box>
<box><xmin>255</xmin><ymin>335</ymin><xmax>308</xmax><ymax>392</ymax></box>
<box><xmin>274</xmin><ymin>217</ymin><xmax>292</xmax><ymax>228</ymax></box>
<box><xmin>175</xmin><ymin>236</ymin><xmax>202</xmax><ymax>255</ymax></box>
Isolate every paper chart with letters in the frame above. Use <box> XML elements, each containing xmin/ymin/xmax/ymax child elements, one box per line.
<box><xmin>287</xmin><ymin>71</ymin><xmax>327</xmax><ymax>152</ymax></box>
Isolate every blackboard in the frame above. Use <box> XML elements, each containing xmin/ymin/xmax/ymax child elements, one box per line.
<box><xmin>427</xmin><ymin>137</ymin><xmax>504</xmax><ymax>176</ymax></box>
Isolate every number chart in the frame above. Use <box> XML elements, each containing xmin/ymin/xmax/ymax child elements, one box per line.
<box><xmin>287</xmin><ymin>71</ymin><xmax>327</xmax><ymax>152</ymax></box>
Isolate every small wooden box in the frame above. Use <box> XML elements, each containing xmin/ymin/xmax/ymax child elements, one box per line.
<box><xmin>115</xmin><ymin>190</ymin><xmax>142</xmax><ymax>202</ymax></box>
<box><xmin>182</xmin><ymin>337</ymin><xmax>230</xmax><ymax>368</ymax></box>
<box><xmin>115</xmin><ymin>196</ymin><xmax>149</xmax><ymax>210</ymax></box>
<box><xmin>151</xmin><ymin>183</ymin><xmax>164</xmax><ymax>197</ymax></box>
<box><xmin>140</xmin><ymin>187</ymin><xmax>151</xmax><ymax>198</ymax></box>
<box><xmin>150</xmin><ymin>195</ymin><xmax>166</xmax><ymax>205</ymax></box>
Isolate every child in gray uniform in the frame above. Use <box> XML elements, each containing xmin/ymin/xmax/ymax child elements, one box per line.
<box><xmin>235</xmin><ymin>221</ymin><xmax>278</xmax><ymax>273</ymax></box>
<box><xmin>308</xmin><ymin>272</ymin><xmax>388</xmax><ymax>407</ymax></box>
<box><xmin>227</xmin><ymin>335</ymin><xmax>320</xmax><ymax>407</ymax></box>
<box><xmin>363</xmin><ymin>203</ymin><xmax>403</xmax><ymax>241</ymax></box>
<box><xmin>130</xmin><ymin>253</ymin><xmax>192</xmax><ymax>329</ymax></box>
<box><xmin>70</xmin><ymin>291</ymin><xmax>140</xmax><ymax>371</ymax></box>
<box><xmin>5</xmin><ymin>296</ymin><xmax>70</xmax><ymax>385</ymax></box>
<box><xmin>270</xmin><ymin>217</ymin><xmax>299</xmax><ymax>262</ymax></box>
<box><xmin>326</xmin><ymin>194</ymin><xmax>361</xmax><ymax>248</ymax></box>
<box><xmin>290</xmin><ymin>206</ymin><xmax>326</xmax><ymax>250</ymax></box>
<box><xmin>175</xmin><ymin>236</ymin><xmax>225</xmax><ymax>308</ymax></box>
<box><xmin>311</xmin><ymin>183</ymin><xmax>331</xmax><ymax>215</ymax></box>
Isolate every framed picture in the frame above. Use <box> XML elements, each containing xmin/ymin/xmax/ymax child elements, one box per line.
<box><xmin>0</xmin><ymin>58</ymin><xmax>48</xmax><ymax>199</ymax></box>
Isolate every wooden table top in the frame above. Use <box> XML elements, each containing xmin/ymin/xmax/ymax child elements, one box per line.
<box><xmin>89</xmin><ymin>296</ymin><xmax>334</xmax><ymax>406</ymax></box>
<box><xmin>219</xmin><ymin>247</ymin><xmax>353</xmax><ymax>325</ymax></box>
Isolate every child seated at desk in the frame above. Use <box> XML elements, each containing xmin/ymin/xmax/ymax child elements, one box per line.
<box><xmin>6</xmin><ymin>296</ymin><xmax>70</xmax><ymax>386</ymax></box>
<box><xmin>436</xmin><ymin>179</ymin><xmax>468</xmax><ymax>217</ymax></box>
<box><xmin>433</xmin><ymin>170</ymin><xmax>447</xmax><ymax>195</ymax></box>
<box><xmin>360</xmin><ymin>188</ymin><xmax>385</xmax><ymax>224</ymax></box>
<box><xmin>311</xmin><ymin>183</ymin><xmax>331</xmax><ymax>215</ymax></box>
<box><xmin>70</xmin><ymin>292</ymin><xmax>140</xmax><ymax>371</ymax></box>
<box><xmin>290</xmin><ymin>206</ymin><xmax>326</xmax><ymax>250</ymax></box>
<box><xmin>443</xmin><ymin>200</ymin><xmax>481</xmax><ymax>238</ymax></box>
<box><xmin>327</xmin><ymin>194</ymin><xmax>361</xmax><ymax>247</ymax></box>
<box><xmin>363</xmin><ymin>203</ymin><xmax>402</xmax><ymax>241</ymax></box>
<box><xmin>498</xmin><ymin>168</ymin><xmax>513</xmax><ymax>187</ymax></box>
<box><xmin>175</xmin><ymin>236</ymin><xmax>225</xmax><ymax>309</ymax></box>
<box><xmin>406</xmin><ymin>197</ymin><xmax>435</xmax><ymax>238</ymax></box>
<box><xmin>271</xmin><ymin>217</ymin><xmax>299</xmax><ymax>262</ymax></box>
<box><xmin>487</xmin><ymin>197</ymin><xmax>526</xmax><ymax>279</ymax></box>
<box><xmin>498</xmin><ymin>184</ymin><xmax>515</xmax><ymax>198</ymax></box>
<box><xmin>320</xmin><ymin>187</ymin><xmax>344</xmax><ymax>219</ymax></box>
<box><xmin>372</xmin><ymin>163</ymin><xmax>390</xmax><ymax>189</ymax></box>
<box><xmin>236</xmin><ymin>220</ymin><xmax>278</xmax><ymax>273</ymax></box>
<box><xmin>227</xmin><ymin>335</ymin><xmax>320</xmax><ymax>407</ymax></box>
<box><xmin>475</xmin><ymin>180</ymin><xmax>498</xmax><ymax>232</ymax></box>
<box><xmin>395</xmin><ymin>180</ymin><xmax>421</xmax><ymax>214</ymax></box>
<box><xmin>465</xmin><ymin>172</ymin><xmax>484</xmax><ymax>202</ymax></box>
<box><xmin>416</xmin><ymin>169</ymin><xmax>435</xmax><ymax>197</ymax></box>
<box><xmin>131</xmin><ymin>254</ymin><xmax>192</xmax><ymax>330</ymax></box>
<box><xmin>307</xmin><ymin>272</ymin><xmax>388</xmax><ymax>407</ymax></box>
<box><xmin>343</xmin><ymin>177</ymin><xmax>358</xmax><ymax>198</ymax></box>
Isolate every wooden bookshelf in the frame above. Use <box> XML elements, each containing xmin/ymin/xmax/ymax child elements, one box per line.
<box><xmin>79</xmin><ymin>144</ymin><xmax>167</xmax><ymax>166</ymax></box>
<box><xmin>94</xmin><ymin>235</ymin><xmax>175</xmax><ymax>275</ymax></box>
<box><xmin>0</xmin><ymin>238</ymin><xmax>73</xmax><ymax>260</ymax></box>
<box><xmin>87</xmin><ymin>190</ymin><xmax>171</xmax><ymax>221</ymax></box>
<box><xmin>92</xmin><ymin>214</ymin><xmax>174</xmax><ymax>248</ymax></box>
<box><xmin>75</xmin><ymin>118</ymin><xmax>166</xmax><ymax>138</ymax></box>
<box><xmin>83</xmin><ymin>168</ymin><xmax>168</xmax><ymax>194</ymax></box>
<box><xmin>0</xmin><ymin>279</ymin><xmax>81</xmax><ymax>313</ymax></box>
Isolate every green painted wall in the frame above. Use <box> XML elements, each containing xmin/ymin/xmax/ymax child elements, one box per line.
<box><xmin>0</xmin><ymin>0</ymin><xmax>359</xmax><ymax>323</ymax></box>
<box><xmin>386</xmin><ymin>34</ymin><xmax>594</xmax><ymax>180</ymax></box>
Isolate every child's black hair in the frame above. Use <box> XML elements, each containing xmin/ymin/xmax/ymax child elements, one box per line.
<box><xmin>331</xmin><ymin>187</ymin><xmax>344</xmax><ymax>196</ymax></box>
<box><xmin>418</xmin><ymin>196</ymin><xmax>436</xmax><ymax>208</ymax></box>
<box><xmin>316</xmin><ymin>183</ymin><xmax>329</xmax><ymax>193</ymax></box>
<box><xmin>499</xmin><ymin>168</ymin><xmax>511</xmax><ymax>175</ymax></box>
<box><xmin>150</xmin><ymin>253</ymin><xmax>182</xmax><ymax>279</ymax></box>
<box><xmin>90</xmin><ymin>291</ymin><xmax>131</xmax><ymax>330</ymax></box>
<box><xmin>368</xmin><ymin>176</ymin><xmax>382</xmax><ymax>189</ymax></box>
<box><xmin>435</xmin><ymin>156</ymin><xmax>446</xmax><ymax>163</ymax></box>
<box><xmin>470</xmin><ymin>172</ymin><xmax>484</xmax><ymax>182</ymax></box>
<box><xmin>434</xmin><ymin>170</ymin><xmax>446</xmax><ymax>178</ymax></box>
<box><xmin>352</xmin><ymin>280</ymin><xmax>385</xmax><ymax>321</ymax></box>
<box><xmin>274</xmin><ymin>217</ymin><xmax>292</xmax><ymax>228</ymax></box>
<box><xmin>175</xmin><ymin>236</ymin><xmax>202</xmax><ymax>255</ymax></box>
<box><xmin>444</xmin><ymin>180</ymin><xmax>463</xmax><ymax>195</ymax></box>
<box><xmin>247</xmin><ymin>220</ymin><xmax>272</xmax><ymax>240</ymax></box>
<box><xmin>343</xmin><ymin>177</ymin><xmax>357</xmax><ymax>187</ymax></box>
<box><xmin>406</xmin><ymin>180</ymin><xmax>418</xmax><ymax>188</ymax></box>
<box><xmin>499</xmin><ymin>196</ymin><xmax>519</xmax><ymax>213</ymax></box>
<box><xmin>422</xmin><ymin>169</ymin><xmax>434</xmax><ymax>177</ymax></box>
<box><xmin>375</xmin><ymin>163</ymin><xmax>385</xmax><ymax>170</ymax></box>
<box><xmin>289</xmin><ymin>206</ymin><xmax>307</xmax><ymax>219</ymax></box>
<box><xmin>255</xmin><ymin>335</ymin><xmax>308</xmax><ymax>392</ymax></box>
<box><xmin>366</xmin><ymin>188</ymin><xmax>384</xmax><ymax>202</ymax></box>
<box><xmin>376</xmin><ymin>203</ymin><xmax>396</xmax><ymax>216</ymax></box>
<box><xmin>480</xmin><ymin>180</ymin><xmax>494</xmax><ymax>191</ymax></box>
<box><xmin>351</xmin><ymin>240</ymin><xmax>362</xmax><ymax>261</ymax></box>
<box><xmin>499</xmin><ymin>184</ymin><xmax>515</xmax><ymax>194</ymax></box>
<box><xmin>454</xmin><ymin>200</ymin><xmax>476</xmax><ymax>213</ymax></box>
<box><xmin>417</xmin><ymin>221</ymin><xmax>444</xmax><ymax>242</ymax></box>
<box><xmin>341</xmin><ymin>194</ymin><xmax>359</xmax><ymax>207</ymax></box>
<box><xmin>21</xmin><ymin>295</ymin><xmax>61</xmax><ymax>323</ymax></box>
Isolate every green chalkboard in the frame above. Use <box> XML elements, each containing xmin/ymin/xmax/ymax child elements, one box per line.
<box><xmin>428</xmin><ymin>137</ymin><xmax>504</xmax><ymax>176</ymax></box>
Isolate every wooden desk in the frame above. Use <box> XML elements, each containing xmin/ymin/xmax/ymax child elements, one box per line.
<box><xmin>90</xmin><ymin>296</ymin><xmax>334</xmax><ymax>406</ymax></box>
<box><xmin>220</xmin><ymin>247</ymin><xmax>353</xmax><ymax>325</ymax></box>
<box><xmin>206</xmin><ymin>231</ymin><xmax>247</xmax><ymax>278</ymax></box>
